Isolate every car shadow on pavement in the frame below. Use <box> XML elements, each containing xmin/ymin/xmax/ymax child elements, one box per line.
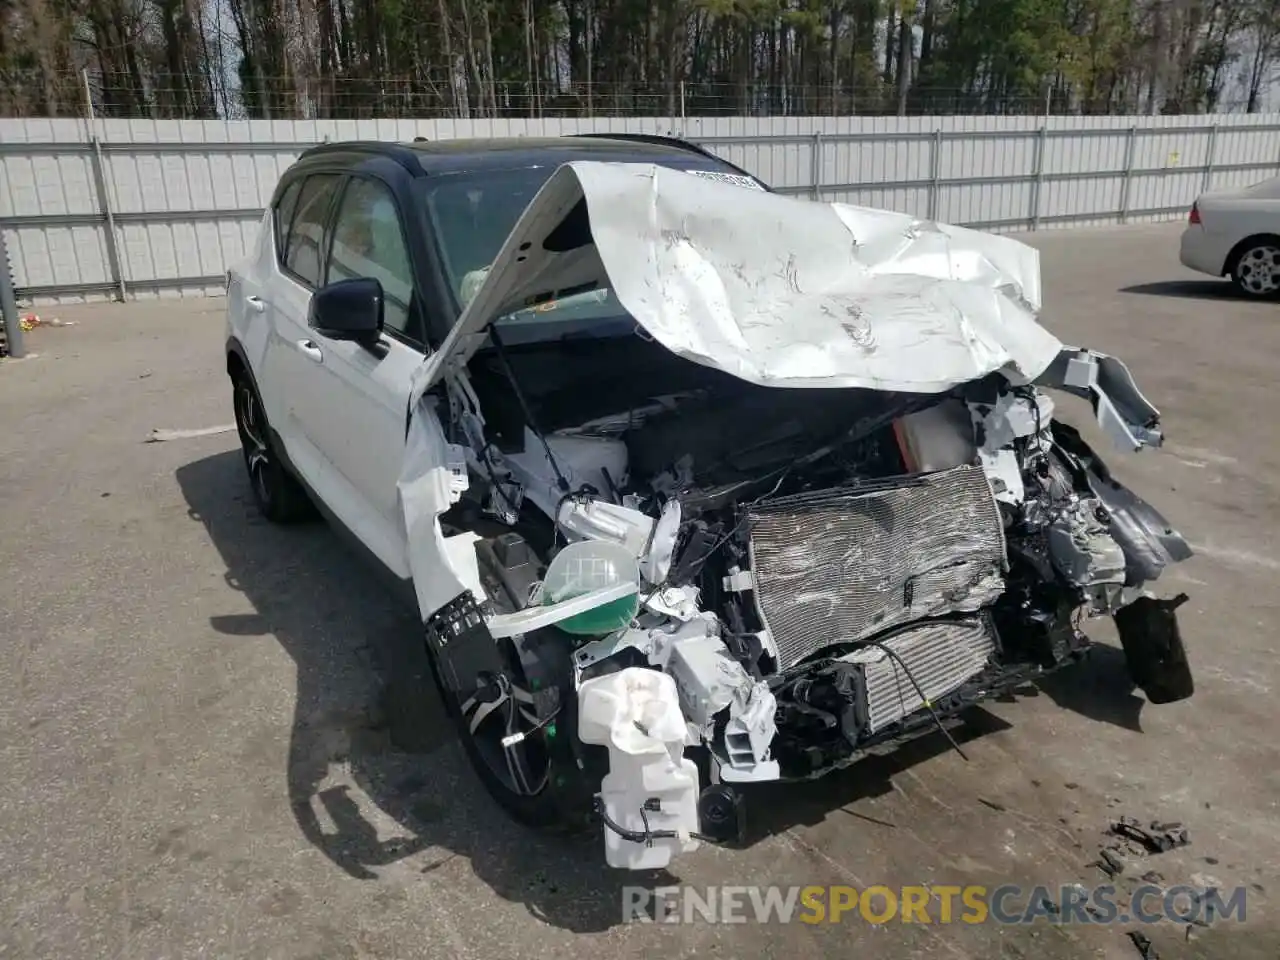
<box><xmin>1034</xmin><ymin>644</ymin><xmax>1147</xmax><ymax>733</ymax></box>
<box><xmin>177</xmin><ymin>448</ymin><xmax>678</xmax><ymax>933</ymax></box>
<box><xmin>741</xmin><ymin>707</ymin><xmax>1013</xmax><ymax>843</ymax></box>
<box><xmin>1119</xmin><ymin>279</ymin><xmax>1241</xmax><ymax>300</ymax></box>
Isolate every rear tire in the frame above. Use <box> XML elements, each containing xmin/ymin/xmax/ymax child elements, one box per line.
<box><xmin>1228</xmin><ymin>236</ymin><xmax>1280</xmax><ymax>298</ymax></box>
<box><xmin>231</xmin><ymin>371</ymin><xmax>314</xmax><ymax>524</ymax></box>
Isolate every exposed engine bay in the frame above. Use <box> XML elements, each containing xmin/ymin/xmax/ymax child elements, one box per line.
<box><xmin>401</xmin><ymin>161</ymin><xmax>1194</xmax><ymax>871</ymax></box>
<box><xmin>419</xmin><ymin>336</ymin><xmax>1193</xmax><ymax>869</ymax></box>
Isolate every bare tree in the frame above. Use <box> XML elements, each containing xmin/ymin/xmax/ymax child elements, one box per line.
<box><xmin>1244</xmin><ymin>0</ymin><xmax>1280</xmax><ymax>111</ymax></box>
<box><xmin>0</xmin><ymin>0</ymin><xmax>1272</xmax><ymax>119</ymax></box>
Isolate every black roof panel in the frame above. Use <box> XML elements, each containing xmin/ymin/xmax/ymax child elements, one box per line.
<box><xmin>299</xmin><ymin>135</ymin><xmax>729</xmax><ymax>177</ymax></box>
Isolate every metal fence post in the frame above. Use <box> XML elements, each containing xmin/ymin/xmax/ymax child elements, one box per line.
<box><xmin>810</xmin><ymin>131</ymin><xmax>823</xmax><ymax>200</ymax></box>
<box><xmin>1030</xmin><ymin>125</ymin><xmax>1048</xmax><ymax>230</ymax></box>
<box><xmin>1202</xmin><ymin>124</ymin><xmax>1218</xmax><ymax>194</ymax></box>
<box><xmin>1119</xmin><ymin>126</ymin><xmax>1138</xmax><ymax>224</ymax></box>
<box><xmin>0</xmin><ymin>229</ymin><xmax>25</xmax><ymax>359</ymax></box>
<box><xmin>928</xmin><ymin>129</ymin><xmax>942</xmax><ymax>220</ymax></box>
<box><xmin>81</xmin><ymin>70</ymin><xmax>127</xmax><ymax>301</ymax></box>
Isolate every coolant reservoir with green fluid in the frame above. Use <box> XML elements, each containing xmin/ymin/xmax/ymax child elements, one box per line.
<box><xmin>539</xmin><ymin>541</ymin><xmax>641</xmax><ymax>636</ymax></box>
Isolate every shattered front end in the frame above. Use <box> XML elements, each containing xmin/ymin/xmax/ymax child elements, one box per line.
<box><xmin>399</xmin><ymin>161</ymin><xmax>1194</xmax><ymax>870</ymax></box>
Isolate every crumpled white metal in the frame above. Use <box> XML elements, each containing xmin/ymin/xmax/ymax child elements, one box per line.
<box><xmin>399</xmin><ymin>161</ymin><xmax>1155</xmax><ymax>625</ymax></box>
<box><xmin>415</xmin><ymin>160</ymin><xmax>1062</xmax><ymax>401</ymax></box>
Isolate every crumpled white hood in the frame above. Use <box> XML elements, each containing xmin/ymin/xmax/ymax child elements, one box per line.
<box><xmin>399</xmin><ymin>158</ymin><xmax>1166</xmax><ymax>627</ymax></box>
<box><xmin>416</xmin><ymin>160</ymin><xmax>1063</xmax><ymax>399</ymax></box>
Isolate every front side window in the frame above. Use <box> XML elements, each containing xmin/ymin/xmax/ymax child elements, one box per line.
<box><xmin>327</xmin><ymin>178</ymin><xmax>417</xmax><ymax>339</ymax></box>
<box><xmin>284</xmin><ymin>174</ymin><xmax>341</xmax><ymax>287</ymax></box>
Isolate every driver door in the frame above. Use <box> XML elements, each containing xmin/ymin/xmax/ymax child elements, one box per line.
<box><xmin>297</xmin><ymin>176</ymin><xmax>425</xmax><ymax>580</ymax></box>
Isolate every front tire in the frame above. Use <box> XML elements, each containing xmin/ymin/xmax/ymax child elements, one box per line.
<box><xmin>427</xmin><ymin>612</ymin><xmax>598</xmax><ymax>834</ymax></box>
<box><xmin>232</xmin><ymin>372</ymin><xmax>314</xmax><ymax>523</ymax></box>
<box><xmin>1228</xmin><ymin>236</ymin><xmax>1280</xmax><ymax>298</ymax></box>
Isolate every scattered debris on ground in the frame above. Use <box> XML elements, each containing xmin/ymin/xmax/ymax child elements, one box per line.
<box><xmin>974</xmin><ymin>793</ymin><xmax>1225</xmax><ymax>955</ymax></box>
<box><xmin>1127</xmin><ymin>930</ymin><xmax>1160</xmax><ymax>959</ymax></box>
<box><xmin>1110</xmin><ymin>817</ymin><xmax>1190</xmax><ymax>855</ymax></box>
<box><xmin>1096</xmin><ymin>847</ymin><xmax>1126</xmax><ymax>878</ymax></box>
<box><xmin>19</xmin><ymin>313</ymin><xmax>76</xmax><ymax>331</ymax></box>
<box><xmin>146</xmin><ymin>424</ymin><xmax>236</xmax><ymax>443</ymax></box>
<box><xmin>1092</xmin><ymin>816</ymin><xmax>1191</xmax><ymax>879</ymax></box>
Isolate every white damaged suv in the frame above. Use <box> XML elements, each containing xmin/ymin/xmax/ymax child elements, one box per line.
<box><xmin>226</xmin><ymin>135</ymin><xmax>1194</xmax><ymax>870</ymax></box>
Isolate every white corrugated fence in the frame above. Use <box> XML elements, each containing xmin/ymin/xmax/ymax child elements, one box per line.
<box><xmin>2</xmin><ymin>113</ymin><xmax>1279</xmax><ymax>302</ymax></box>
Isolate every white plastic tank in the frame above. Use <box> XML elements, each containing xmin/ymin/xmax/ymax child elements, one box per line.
<box><xmin>578</xmin><ymin>667</ymin><xmax>701</xmax><ymax>869</ymax></box>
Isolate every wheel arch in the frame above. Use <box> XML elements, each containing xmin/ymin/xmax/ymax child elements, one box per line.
<box><xmin>1223</xmin><ymin>232</ymin><xmax>1280</xmax><ymax>276</ymax></box>
<box><xmin>226</xmin><ymin>336</ymin><xmax>251</xmax><ymax>381</ymax></box>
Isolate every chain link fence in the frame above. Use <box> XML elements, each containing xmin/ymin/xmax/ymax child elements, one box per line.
<box><xmin>5</xmin><ymin>112</ymin><xmax>1279</xmax><ymax>303</ymax></box>
<box><xmin>2</xmin><ymin>69</ymin><xmax>1181</xmax><ymax>121</ymax></box>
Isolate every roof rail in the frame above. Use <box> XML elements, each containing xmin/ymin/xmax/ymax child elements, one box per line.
<box><xmin>569</xmin><ymin>132</ymin><xmax>758</xmax><ymax>181</ymax></box>
<box><xmin>297</xmin><ymin>140</ymin><xmax>423</xmax><ymax>175</ymax></box>
<box><xmin>571</xmin><ymin>132</ymin><xmax>708</xmax><ymax>158</ymax></box>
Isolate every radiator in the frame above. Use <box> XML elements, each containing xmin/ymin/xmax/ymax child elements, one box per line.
<box><xmin>840</xmin><ymin>618</ymin><xmax>997</xmax><ymax>732</ymax></box>
<box><xmin>746</xmin><ymin>465</ymin><xmax>1006</xmax><ymax>670</ymax></box>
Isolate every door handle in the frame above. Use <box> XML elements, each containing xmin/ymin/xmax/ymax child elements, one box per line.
<box><xmin>296</xmin><ymin>339</ymin><xmax>324</xmax><ymax>363</ymax></box>
<box><xmin>245</xmin><ymin>295</ymin><xmax>266</xmax><ymax>313</ymax></box>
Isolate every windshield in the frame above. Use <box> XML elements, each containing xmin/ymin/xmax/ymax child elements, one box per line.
<box><xmin>422</xmin><ymin>162</ymin><xmax>763</xmax><ymax>343</ymax></box>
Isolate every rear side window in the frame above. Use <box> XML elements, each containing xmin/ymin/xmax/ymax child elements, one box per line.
<box><xmin>272</xmin><ymin>179</ymin><xmax>302</xmax><ymax>256</ymax></box>
<box><xmin>284</xmin><ymin>174</ymin><xmax>341</xmax><ymax>287</ymax></box>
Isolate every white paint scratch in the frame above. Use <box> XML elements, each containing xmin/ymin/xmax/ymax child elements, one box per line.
<box><xmin>1200</xmin><ymin>665</ymin><xmax>1270</xmax><ymax>695</ymax></box>
<box><xmin>782</xmin><ymin>830</ymin><xmax>866</xmax><ymax>886</ymax></box>
<box><xmin>146</xmin><ymin>424</ymin><xmax>236</xmax><ymax>443</ymax></box>
<box><xmin>1190</xmin><ymin>542</ymin><xmax>1280</xmax><ymax>573</ymax></box>
<box><xmin>1170</xmin><ymin>445</ymin><xmax>1238</xmax><ymax>467</ymax></box>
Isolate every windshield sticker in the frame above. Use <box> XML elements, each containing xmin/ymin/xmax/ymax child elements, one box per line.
<box><xmin>687</xmin><ymin>170</ymin><xmax>765</xmax><ymax>191</ymax></box>
<box><xmin>515</xmin><ymin>287</ymin><xmax>612</xmax><ymax>317</ymax></box>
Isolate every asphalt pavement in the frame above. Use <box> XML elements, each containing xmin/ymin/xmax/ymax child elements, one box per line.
<box><xmin>2</xmin><ymin>222</ymin><xmax>1278</xmax><ymax>959</ymax></box>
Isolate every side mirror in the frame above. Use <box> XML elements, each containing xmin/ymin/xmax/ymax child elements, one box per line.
<box><xmin>308</xmin><ymin>277</ymin><xmax>384</xmax><ymax>346</ymax></box>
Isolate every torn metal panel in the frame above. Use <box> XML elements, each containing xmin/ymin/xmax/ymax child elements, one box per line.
<box><xmin>977</xmin><ymin>447</ymin><xmax>1026</xmax><ymax>506</ymax></box>
<box><xmin>974</xmin><ymin>390</ymin><xmax>1055</xmax><ymax>451</ymax></box>
<box><xmin>504</xmin><ymin>427</ymin><xmax>629</xmax><ymax>519</ymax></box>
<box><xmin>666</xmin><ymin>634</ymin><xmax>752</xmax><ymax>727</ymax></box>
<box><xmin>397</xmin><ymin>395</ymin><xmax>486</xmax><ymax>620</ymax></box>
<box><xmin>1037</xmin><ymin>347</ymin><xmax>1164</xmax><ymax>451</ymax></box>
<box><xmin>1052</xmin><ymin>423</ymin><xmax>1193</xmax><ymax>585</ymax></box>
<box><xmin>1047</xmin><ymin>497</ymin><xmax>1128</xmax><ymax>612</ymax></box>
<box><xmin>414</xmin><ymin>161</ymin><xmax>1062</xmax><ymax>401</ymax></box>
<box><xmin>969</xmin><ymin>389</ymin><xmax>1055</xmax><ymax>505</ymax></box>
